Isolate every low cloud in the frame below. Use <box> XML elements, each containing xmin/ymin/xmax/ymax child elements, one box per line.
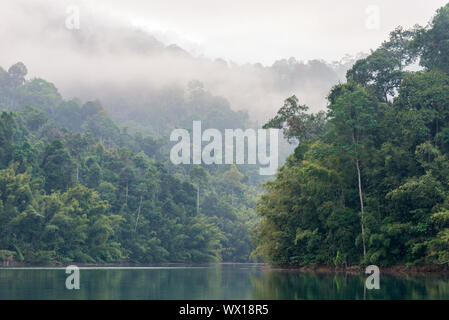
<box><xmin>0</xmin><ymin>0</ymin><xmax>366</xmax><ymax>123</ymax></box>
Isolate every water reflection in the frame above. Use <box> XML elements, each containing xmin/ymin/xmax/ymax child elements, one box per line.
<box><xmin>1</xmin><ymin>264</ymin><xmax>448</xmax><ymax>300</ymax></box>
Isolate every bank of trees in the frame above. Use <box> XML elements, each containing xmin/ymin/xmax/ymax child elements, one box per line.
<box><xmin>0</xmin><ymin>62</ymin><xmax>257</xmax><ymax>263</ymax></box>
<box><xmin>253</xmin><ymin>4</ymin><xmax>449</xmax><ymax>267</ymax></box>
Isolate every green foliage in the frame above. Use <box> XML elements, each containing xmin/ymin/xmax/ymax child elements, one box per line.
<box><xmin>0</xmin><ymin>250</ymin><xmax>15</xmax><ymax>262</ymax></box>
<box><xmin>414</xmin><ymin>4</ymin><xmax>449</xmax><ymax>73</ymax></box>
<box><xmin>264</xmin><ymin>95</ymin><xmax>326</xmax><ymax>143</ymax></box>
<box><xmin>0</xmin><ymin>61</ymin><xmax>258</xmax><ymax>264</ymax></box>
<box><xmin>253</xmin><ymin>5</ymin><xmax>449</xmax><ymax>267</ymax></box>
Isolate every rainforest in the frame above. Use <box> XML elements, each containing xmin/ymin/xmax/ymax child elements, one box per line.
<box><xmin>0</xmin><ymin>3</ymin><xmax>449</xmax><ymax>273</ymax></box>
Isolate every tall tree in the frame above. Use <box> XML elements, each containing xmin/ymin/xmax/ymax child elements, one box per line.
<box><xmin>189</xmin><ymin>165</ymin><xmax>209</xmax><ymax>215</ymax></box>
<box><xmin>326</xmin><ymin>82</ymin><xmax>380</xmax><ymax>258</ymax></box>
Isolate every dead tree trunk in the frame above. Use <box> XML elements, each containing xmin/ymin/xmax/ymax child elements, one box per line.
<box><xmin>352</xmin><ymin>131</ymin><xmax>366</xmax><ymax>258</ymax></box>
<box><xmin>134</xmin><ymin>196</ymin><xmax>142</xmax><ymax>233</ymax></box>
<box><xmin>355</xmin><ymin>158</ymin><xmax>367</xmax><ymax>258</ymax></box>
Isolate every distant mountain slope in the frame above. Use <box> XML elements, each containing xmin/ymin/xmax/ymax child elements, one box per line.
<box><xmin>0</xmin><ymin>0</ymin><xmax>361</xmax><ymax>125</ymax></box>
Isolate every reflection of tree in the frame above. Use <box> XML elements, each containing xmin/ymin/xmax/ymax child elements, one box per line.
<box><xmin>248</xmin><ymin>270</ymin><xmax>449</xmax><ymax>300</ymax></box>
<box><xmin>2</xmin><ymin>268</ymin><xmax>449</xmax><ymax>299</ymax></box>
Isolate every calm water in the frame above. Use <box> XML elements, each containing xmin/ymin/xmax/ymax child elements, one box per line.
<box><xmin>1</xmin><ymin>263</ymin><xmax>449</xmax><ymax>300</ymax></box>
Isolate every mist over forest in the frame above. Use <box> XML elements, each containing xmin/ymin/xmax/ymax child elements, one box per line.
<box><xmin>0</xmin><ymin>0</ymin><xmax>363</xmax><ymax>130</ymax></box>
<box><xmin>1</xmin><ymin>0</ymin><xmax>449</xmax><ymax>273</ymax></box>
<box><xmin>0</xmin><ymin>0</ymin><xmax>368</xmax><ymax>265</ymax></box>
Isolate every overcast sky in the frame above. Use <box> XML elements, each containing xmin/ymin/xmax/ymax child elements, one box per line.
<box><xmin>75</xmin><ymin>0</ymin><xmax>447</xmax><ymax>64</ymax></box>
<box><xmin>1</xmin><ymin>0</ymin><xmax>447</xmax><ymax>65</ymax></box>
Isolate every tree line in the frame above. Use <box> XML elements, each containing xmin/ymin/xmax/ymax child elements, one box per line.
<box><xmin>253</xmin><ymin>4</ymin><xmax>449</xmax><ymax>267</ymax></box>
<box><xmin>0</xmin><ymin>61</ymin><xmax>259</xmax><ymax>264</ymax></box>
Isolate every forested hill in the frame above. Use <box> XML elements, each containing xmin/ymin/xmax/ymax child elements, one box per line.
<box><xmin>0</xmin><ymin>1</ymin><xmax>362</xmax><ymax>127</ymax></box>
<box><xmin>0</xmin><ymin>62</ymin><xmax>260</xmax><ymax>264</ymax></box>
<box><xmin>2</xmin><ymin>3</ymin><xmax>448</xmax><ymax>269</ymax></box>
<box><xmin>254</xmin><ymin>4</ymin><xmax>449</xmax><ymax>267</ymax></box>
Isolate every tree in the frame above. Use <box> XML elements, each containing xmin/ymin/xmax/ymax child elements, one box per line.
<box><xmin>7</xmin><ymin>62</ymin><xmax>27</xmax><ymax>88</ymax></box>
<box><xmin>347</xmin><ymin>26</ymin><xmax>418</xmax><ymax>103</ymax></box>
<box><xmin>0</xmin><ymin>112</ymin><xmax>20</xmax><ymax>168</ymax></box>
<box><xmin>263</xmin><ymin>95</ymin><xmax>326</xmax><ymax>143</ymax></box>
<box><xmin>119</xmin><ymin>166</ymin><xmax>135</xmax><ymax>206</ymax></box>
<box><xmin>326</xmin><ymin>83</ymin><xmax>380</xmax><ymax>258</ymax></box>
<box><xmin>16</xmin><ymin>78</ymin><xmax>62</xmax><ymax>114</ymax></box>
<box><xmin>346</xmin><ymin>48</ymin><xmax>404</xmax><ymax>103</ymax></box>
<box><xmin>396</xmin><ymin>70</ymin><xmax>449</xmax><ymax>145</ymax></box>
<box><xmin>222</xmin><ymin>165</ymin><xmax>244</xmax><ymax>206</ymax></box>
<box><xmin>41</xmin><ymin>139</ymin><xmax>75</xmax><ymax>193</ymax></box>
<box><xmin>189</xmin><ymin>165</ymin><xmax>209</xmax><ymax>215</ymax></box>
<box><xmin>414</xmin><ymin>4</ymin><xmax>449</xmax><ymax>73</ymax></box>
<box><xmin>381</xmin><ymin>26</ymin><xmax>419</xmax><ymax>71</ymax></box>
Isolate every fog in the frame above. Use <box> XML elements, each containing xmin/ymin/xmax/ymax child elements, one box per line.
<box><xmin>1</xmin><ymin>0</ymin><xmax>445</xmax><ymax>122</ymax></box>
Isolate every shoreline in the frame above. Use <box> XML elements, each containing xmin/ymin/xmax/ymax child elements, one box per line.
<box><xmin>0</xmin><ymin>261</ymin><xmax>265</xmax><ymax>268</ymax></box>
<box><xmin>266</xmin><ymin>264</ymin><xmax>449</xmax><ymax>276</ymax></box>
<box><xmin>2</xmin><ymin>261</ymin><xmax>449</xmax><ymax>275</ymax></box>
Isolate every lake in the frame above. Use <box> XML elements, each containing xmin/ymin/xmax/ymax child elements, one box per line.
<box><xmin>1</xmin><ymin>263</ymin><xmax>448</xmax><ymax>300</ymax></box>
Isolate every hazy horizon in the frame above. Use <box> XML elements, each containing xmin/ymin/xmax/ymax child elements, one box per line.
<box><xmin>1</xmin><ymin>0</ymin><xmax>447</xmax><ymax>121</ymax></box>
